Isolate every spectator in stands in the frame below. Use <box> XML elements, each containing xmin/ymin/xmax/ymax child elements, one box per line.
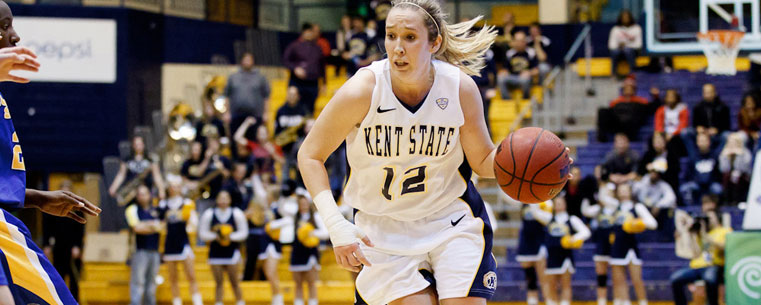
<box><xmin>693</xmin><ymin>83</ymin><xmax>731</xmax><ymax>139</ymax></box>
<box><xmin>494</xmin><ymin>12</ymin><xmax>517</xmax><ymax>55</ymax></box>
<box><xmin>638</xmin><ymin>132</ymin><xmax>681</xmax><ymax>196</ymax></box>
<box><xmin>527</xmin><ymin>22</ymin><xmax>551</xmax><ymax>81</ymax></box>
<box><xmin>600</xmin><ymin>78</ymin><xmax>650</xmax><ymax>141</ymax></box>
<box><xmin>738</xmin><ymin>92</ymin><xmax>761</xmax><ymax>148</ymax></box>
<box><xmin>601</xmin><ymin>133</ymin><xmax>639</xmax><ymax>184</ymax></box>
<box><xmin>199</xmin><ymin>190</ymin><xmax>248</xmax><ymax>305</ymax></box>
<box><xmin>633</xmin><ymin>160</ymin><xmax>677</xmax><ymax>241</ymax></box>
<box><xmin>671</xmin><ymin>202</ymin><xmax>730</xmax><ymax>305</ymax></box>
<box><xmin>654</xmin><ymin>89</ymin><xmax>689</xmax><ymax>142</ymax></box>
<box><xmin>680</xmin><ymin>133</ymin><xmax>723</xmax><ymax>206</ymax></box>
<box><xmin>608</xmin><ymin>10</ymin><xmax>642</xmax><ymax>77</ymax></box>
<box><xmin>109</xmin><ymin>135</ymin><xmax>166</xmax><ymax>201</ymax></box>
<box><xmin>195</xmin><ymin>99</ymin><xmax>227</xmax><ymax>146</ymax></box>
<box><xmin>498</xmin><ymin>31</ymin><xmax>538</xmax><ymax>99</ymax></box>
<box><xmin>563</xmin><ymin>166</ymin><xmax>598</xmax><ymax>219</ymax></box>
<box><xmin>471</xmin><ymin>48</ymin><xmax>497</xmax><ymax>131</ymax></box>
<box><xmin>42</xmin><ymin>180</ymin><xmax>84</xmax><ymax>301</ymax></box>
<box><xmin>181</xmin><ymin>139</ymin><xmax>231</xmax><ymax>212</ymax></box>
<box><xmin>719</xmin><ymin>132</ymin><xmax>752</xmax><ymax>205</ymax></box>
<box><xmin>283</xmin><ymin>23</ymin><xmax>325</xmax><ymax>115</ymax></box>
<box><xmin>223</xmin><ymin>162</ymin><xmax>254</xmax><ymax>209</ymax></box>
<box><xmin>235</xmin><ymin>117</ymin><xmax>285</xmax><ymax>184</ymax></box>
<box><xmin>313</xmin><ymin>24</ymin><xmax>331</xmax><ymax>59</ymax></box>
<box><xmin>275</xmin><ymin>86</ymin><xmax>308</xmax><ymax>181</ymax></box>
<box><xmin>346</xmin><ymin>16</ymin><xmax>381</xmax><ymax>76</ymax></box>
<box><xmin>226</xmin><ymin>52</ymin><xmax>271</xmax><ymax>142</ymax></box>
<box><xmin>125</xmin><ymin>185</ymin><xmax>161</xmax><ymax>305</ymax></box>
<box><xmin>331</xmin><ymin>15</ymin><xmax>354</xmax><ymax>76</ymax></box>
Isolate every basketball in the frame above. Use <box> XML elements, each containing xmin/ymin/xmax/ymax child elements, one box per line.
<box><xmin>494</xmin><ymin>127</ymin><xmax>571</xmax><ymax>203</ymax></box>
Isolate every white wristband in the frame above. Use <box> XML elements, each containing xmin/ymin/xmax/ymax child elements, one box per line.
<box><xmin>313</xmin><ymin>190</ymin><xmax>365</xmax><ymax>247</ymax></box>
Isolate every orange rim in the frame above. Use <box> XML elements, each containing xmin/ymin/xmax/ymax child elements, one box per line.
<box><xmin>697</xmin><ymin>30</ymin><xmax>745</xmax><ymax>48</ymax></box>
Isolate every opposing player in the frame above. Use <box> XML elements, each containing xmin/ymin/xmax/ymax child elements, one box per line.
<box><xmin>0</xmin><ymin>1</ymin><xmax>101</xmax><ymax>304</ymax></box>
<box><xmin>299</xmin><ymin>1</ymin><xmax>570</xmax><ymax>304</ymax></box>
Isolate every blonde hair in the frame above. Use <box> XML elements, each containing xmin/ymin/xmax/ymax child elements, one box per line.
<box><xmin>392</xmin><ymin>0</ymin><xmax>497</xmax><ymax>76</ymax></box>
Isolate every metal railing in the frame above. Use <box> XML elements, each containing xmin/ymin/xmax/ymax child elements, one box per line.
<box><xmin>530</xmin><ymin>24</ymin><xmax>594</xmax><ymax>133</ymax></box>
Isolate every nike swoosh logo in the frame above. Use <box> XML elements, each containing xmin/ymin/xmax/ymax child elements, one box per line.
<box><xmin>451</xmin><ymin>214</ymin><xmax>466</xmax><ymax>226</ymax></box>
<box><xmin>377</xmin><ymin>106</ymin><xmax>396</xmax><ymax>113</ymax></box>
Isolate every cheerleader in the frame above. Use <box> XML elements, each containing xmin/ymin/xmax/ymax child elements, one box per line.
<box><xmin>515</xmin><ymin>200</ymin><xmax>551</xmax><ymax>305</ymax></box>
<box><xmin>582</xmin><ymin>183</ymin><xmax>619</xmax><ymax>305</ymax></box>
<box><xmin>158</xmin><ymin>176</ymin><xmax>203</xmax><ymax>305</ymax></box>
<box><xmin>199</xmin><ymin>190</ymin><xmax>249</xmax><ymax>305</ymax></box>
<box><xmin>290</xmin><ymin>189</ymin><xmax>329</xmax><ymax>305</ymax></box>
<box><xmin>535</xmin><ymin>195</ymin><xmax>591</xmax><ymax>305</ymax></box>
<box><xmin>262</xmin><ymin>180</ymin><xmax>302</xmax><ymax>305</ymax></box>
<box><xmin>609</xmin><ymin>183</ymin><xmax>657</xmax><ymax>305</ymax></box>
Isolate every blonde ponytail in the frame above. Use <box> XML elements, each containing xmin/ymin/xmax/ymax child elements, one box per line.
<box><xmin>392</xmin><ymin>0</ymin><xmax>497</xmax><ymax>76</ymax></box>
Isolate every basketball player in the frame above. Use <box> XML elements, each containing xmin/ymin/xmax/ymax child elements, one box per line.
<box><xmin>298</xmin><ymin>1</ymin><xmax>572</xmax><ymax>304</ymax></box>
<box><xmin>515</xmin><ymin>201</ymin><xmax>550</xmax><ymax>305</ymax></box>
<box><xmin>0</xmin><ymin>1</ymin><xmax>101</xmax><ymax>304</ymax></box>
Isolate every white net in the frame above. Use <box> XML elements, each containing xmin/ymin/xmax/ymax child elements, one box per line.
<box><xmin>698</xmin><ymin>30</ymin><xmax>745</xmax><ymax>75</ymax></box>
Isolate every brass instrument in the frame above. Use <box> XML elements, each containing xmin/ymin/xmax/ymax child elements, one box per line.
<box><xmin>116</xmin><ymin>168</ymin><xmax>152</xmax><ymax>206</ymax></box>
<box><xmin>273</xmin><ymin>122</ymin><xmax>305</xmax><ymax>147</ymax></box>
<box><xmin>186</xmin><ymin>167</ymin><xmax>224</xmax><ymax>200</ymax></box>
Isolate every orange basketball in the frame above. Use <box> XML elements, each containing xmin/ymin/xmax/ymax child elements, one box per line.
<box><xmin>494</xmin><ymin>127</ymin><xmax>571</xmax><ymax>203</ymax></box>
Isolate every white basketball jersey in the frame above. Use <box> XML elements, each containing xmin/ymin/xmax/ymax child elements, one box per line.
<box><xmin>343</xmin><ymin>59</ymin><xmax>468</xmax><ymax>221</ymax></box>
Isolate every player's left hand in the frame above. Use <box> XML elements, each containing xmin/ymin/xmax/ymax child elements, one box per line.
<box><xmin>24</xmin><ymin>189</ymin><xmax>102</xmax><ymax>224</ymax></box>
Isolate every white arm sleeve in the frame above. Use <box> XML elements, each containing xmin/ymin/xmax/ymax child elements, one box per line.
<box><xmin>311</xmin><ymin>212</ymin><xmax>330</xmax><ymax>240</ymax></box>
<box><xmin>631</xmin><ymin>25</ymin><xmax>643</xmax><ymax>49</ymax></box>
<box><xmin>635</xmin><ymin>203</ymin><xmax>658</xmax><ymax>229</ymax></box>
<box><xmin>251</xmin><ymin>174</ymin><xmax>267</xmax><ymax>205</ymax></box>
<box><xmin>570</xmin><ymin>215</ymin><xmax>592</xmax><ymax>241</ymax></box>
<box><xmin>198</xmin><ymin>209</ymin><xmax>218</xmax><ymax>242</ymax></box>
<box><xmin>229</xmin><ymin>208</ymin><xmax>249</xmax><ymax>242</ymax></box>
<box><xmin>608</xmin><ymin>27</ymin><xmax>620</xmax><ymax>50</ymax></box>
<box><xmin>581</xmin><ymin>198</ymin><xmax>600</xmax><ymax>218</ymax></box>
<box><xmin>532</xmin><ymin>205</ymin><xmax>553</xmax><ymax>225</ymax></box>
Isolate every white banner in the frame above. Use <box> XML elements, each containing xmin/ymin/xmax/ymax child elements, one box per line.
<box><xmin>744</xmin><ymin>149</ymin><xmax>761</xmax><ymax>230</ymax></box>
<box><xmin>13</xmin><ymin>17</ymin><xmax>117</xmax><ymax>83</ymax></box>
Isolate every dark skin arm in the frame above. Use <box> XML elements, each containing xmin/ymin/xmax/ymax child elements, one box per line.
<box><xmin>24</xmin><ymin>189</ymin><xmax>101</xmax><ymax>224</ymax></box>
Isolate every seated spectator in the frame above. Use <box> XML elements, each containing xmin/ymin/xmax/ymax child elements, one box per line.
<box><xmin>345</xmin><ymin>16</ymin><xmax>381</xmax><ymax>76</ymax></box>
<box><xmin>498</xmin><ymin>31</ymin><xmax>538</xmax><ymax>99</ymax></box>
<box><xmin>234</xmin><ymin>117</ymin><xmax>284</xmax><ymax>183</ymax></box>
<box><xmin>493</xmin><ymin>12</ymin><xmax>517</xmax><ymax>61</ymax></box>
<box><xmin>330</xmin><ymin>15</ymin><xmax>354</xmax><ymax>76</ymax></box>
<box><xmin>601</xmin><ymin>133</ymin><xmax>639</xmax><ymax>185</ymax></box>
<box><xmin>562</xmin><ymin>166</ymin><xmax>598</xmax><ymax>219</ymax></box>
<box><xmin>655</xmin><ymin>89</ymin><xmax>689</xmax><ymax>142</ymax></box>
<box><xmin>692</xmin><ymin>84</ymin><xmax>731</xmax><ymax>139</ymax></box>
<box><xmin>633</xmin><ymin>160</ymin><xmax>677</xmax><ymax>241</ymax></box>
<box><xmin>598</xmin><ymin>78</ymin><xmax>650</xmax><ymax>141</ymax></box>
<box><xmin>275</xmin><ymin>86</ymin><xmax>308</xmax><ymax>181</ymax></box>
<box><xmin>471</xmin><ymin>48</ymin><xmax>497</xmax><ymax>131</ymax></box>
<box><xmin>719</xmin><ymin>132</ymin><xmax>752</xmax><ymax>205</ymax></box>
<box><xmin>671</xmin><ymin>200</ymin><xmax>730</xmax><ymax>305</ymax></box>
<box><xmin>680</xmin><ymin>133</ymin><xmax>723</xmax><ymax>206</ymax></box>
<box><xmin>738</xmin><ymin>93</ymin><xmax>761</xmax><ymax>148</ymax></box>
<box><xmin>527</xmin><ymin>22</ymin><xmax>552</xmax><ymax>82</ymax></box>
<box><xmin>638</xmin><ymin>132</ymin><xmax>681</xmax><ymax>194</ymax></box>
<box><xmin>608</xmin><ymin>10</ymin><xmax>642</xmax><ymax>77</ymax></box>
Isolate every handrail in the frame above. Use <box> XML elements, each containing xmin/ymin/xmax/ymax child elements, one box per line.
<box><xmin>509</xmin><ymin>24</ymin><xmax>593</xmax><ymax>133</ymax></box>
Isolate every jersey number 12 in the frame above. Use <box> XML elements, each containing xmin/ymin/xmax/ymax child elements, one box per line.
<box><xmin>381</xmin><ymin>165</ymin><xmax>427</xmax><ymax>200</ymax></box>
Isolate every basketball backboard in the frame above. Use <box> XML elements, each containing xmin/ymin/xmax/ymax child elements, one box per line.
<box><xmin>645</xmin><ymin>0</ymin><xmax>761</xmax><ymax>53</ymax></box>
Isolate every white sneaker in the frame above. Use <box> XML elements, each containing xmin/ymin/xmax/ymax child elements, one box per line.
<box><xmin>293</xmin><ymin>298</ymin><xmax>304</xmax><ymax>305</ymax></box>
<box><xmin>173</xmin><ymin>298</ymin><xmax>182</xmax><ymax>305</ymax></box>
<box><xmin>598</xmin><ymin>298</ymin><xmax>607</xmax><ymax>305</ymax></box>
<box><xmin>236</xmin><ymin>300</ymin><xmax>245</xmax><ymax>305</ymax></box>
<box><xmin>307</xmin><ymin>299</ymin><xmax>318</xmax><ymax>305</ymax></box>
<box><xmin>271</xmin><ymin>294</ymin><xmax>284</xmax><ymax>305</ymax></box>
<box><xmin>192</xmin><ymin>293</ymin><xmax>204</xmax><ymax>305</ymax></box>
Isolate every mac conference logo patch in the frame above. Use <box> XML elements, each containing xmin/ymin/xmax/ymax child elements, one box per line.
<box><xmin>483</xmin><ymin>271</ymin><xmax>497</xmax><ymax>289</ymax></box>
<box><xmin>436</xmin><ymin>98</ymin><xmax>449</xmax><ymax>110</ymax></box>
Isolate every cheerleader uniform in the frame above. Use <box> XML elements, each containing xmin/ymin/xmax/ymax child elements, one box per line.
<box><xmin>158</xmin><ymin>196</ymin><xmax>194</xmax><ymax>261</ymax></box>
<box><xmin>289</xmin><ymin>212</ymin><xmax>329</xmax><ymax>272</ymax></box>
<box><xmin>591</xmin><ymin>206</ymin><xmax>617</xmax><ymax>262</ymax></box>
<box><xmin>609</xmin><ymin>200</ymin><xmax>657</xmax><ymax>266</ymax></box>
<box><xmin>515</xmin><ymin>204</ymin><xmax>547</xmax><ymax>262</ymax></box>
<box><xmin>542</xmin><ymin>211</ymin><xmax>591</xmax><ymax>275</ymax></box>
<box><xmin>199</xmin><ymin>207</ymin><xmax>249</xmax><ymax>265</ymax></box>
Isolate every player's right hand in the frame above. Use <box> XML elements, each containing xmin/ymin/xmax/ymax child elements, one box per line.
<box><xmin>329</xmin><ymin>220</ymin><xmax>374</xmax><ymax>272</ymax></box>
<box><xmin>0</xmin><ymin>46</ymin><xmax>40</xmax><ymax>83</ymax></box>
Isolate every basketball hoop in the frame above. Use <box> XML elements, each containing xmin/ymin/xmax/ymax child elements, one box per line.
<box><xmin>697</xmin><ymin>30</ymin><xmax>745</xmax><ymax>75</ymax></box>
